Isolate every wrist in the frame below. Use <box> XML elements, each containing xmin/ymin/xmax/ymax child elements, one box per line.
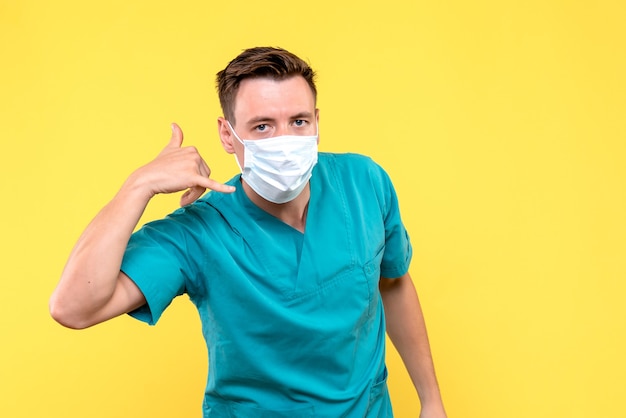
<box><xmin>119</xmin><ymin>170</ymin><xmax>156</xmax><ymax>205</ymax></box>
<box><xmin>420</xmin><ymin>400</ymin><xmax>447</xmax><ymax>418</ymax></box>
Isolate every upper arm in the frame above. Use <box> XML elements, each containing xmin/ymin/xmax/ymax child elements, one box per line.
<box><xmin>50</xmin><ymin>271</ymin><xmax>146</xmax><ymax>329</ymax></box>
<box><xmin>379</xmin><ymin>272</ymin><xmax>412</xmax><ymax>293</ymax></box>
<box><xmin>89</xmin><ymin>271</ymin><xmax>147</xmax><ymax>326</ymax></box>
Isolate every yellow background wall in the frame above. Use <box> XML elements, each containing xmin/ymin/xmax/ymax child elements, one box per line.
<box><xmin>1</xmin><ymin>1</ymin><xmax>625</xmax><ymax>417</ymax></box>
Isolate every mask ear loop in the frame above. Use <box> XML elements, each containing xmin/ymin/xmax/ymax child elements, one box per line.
<box><xmin>226</xmin><ymin>121</ymin><xmax>245</xmax><ymax>145</ymax></box>
<box><xmin>226</xmin><ymin>121</ymin><xmax>246</xmax><ymax>173</ymax></box>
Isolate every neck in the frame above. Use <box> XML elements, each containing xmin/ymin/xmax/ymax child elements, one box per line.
<box><xmin>242</xmin><ymin>180</ymin><xmax>310</xmax><ymax>233</ymax></box>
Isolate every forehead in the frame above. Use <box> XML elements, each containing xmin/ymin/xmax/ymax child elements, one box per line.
<box><xmin>233</xmin><ymin>76</ymin><xmax>315</xmax><ymax>122</ymax></box>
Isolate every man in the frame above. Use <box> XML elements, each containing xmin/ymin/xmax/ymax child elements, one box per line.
<box><xmin>50</xmin><ymin>47</ymin><xmax>446</xmax><ymax>417</ymax></box>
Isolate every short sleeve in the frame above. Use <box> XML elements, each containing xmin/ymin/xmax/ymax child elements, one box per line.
<box><xmin>121</xmin><ymin>218</ymin><xmax>190</xmax><ymax>325</ymax></box>
<box><xmin>376</xmin><ymin>164</ymin><xmax>413</xmax><ymax>279</ymax></box>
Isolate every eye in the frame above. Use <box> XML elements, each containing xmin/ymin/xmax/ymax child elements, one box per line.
<box><xmin>255</xmin><ymin>124</ymin><xmax>268</xmax><ymax>132</ymax></box>
<box><xmin>294</xmin><ymin>120</ymin><xmax>306</xmax><ymax>127</ymax></box>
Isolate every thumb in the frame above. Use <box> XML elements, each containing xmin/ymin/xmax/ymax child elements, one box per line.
<box><xmin>168</xmin><ymin>123</ymin><xmax>184</xmax><ymax>148</ymax></box>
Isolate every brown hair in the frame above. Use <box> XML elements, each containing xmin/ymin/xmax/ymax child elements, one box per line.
<box><xmin>216</xmin><ymin>47</ymin><xmax>317</xmax><ymax>124</ymax></box>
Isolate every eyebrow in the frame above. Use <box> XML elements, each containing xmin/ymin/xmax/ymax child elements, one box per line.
<box><xmin>290</xmin><ymin>111</ymin><xmax>314</xmax><ymax>120</ymax></box>
<box><xmin>244</xmin><ymin>111</ymin><xmax>315</xmax><ymax>127</ymax></box>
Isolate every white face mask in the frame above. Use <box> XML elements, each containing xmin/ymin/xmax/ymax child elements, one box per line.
<box><xmin>227</xmin><ymin>121</ymin><xmax>319</xmax><ymax>204</ymax></box>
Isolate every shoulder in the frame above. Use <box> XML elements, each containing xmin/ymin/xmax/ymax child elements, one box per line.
<box><xmin>138</xmin><ymin>176</ymin><xmax>240</xmax><ymax>238</ymax></box>
<box><xmin>132</xmin><ymin>202</ymin><xmax>217</xmax><ymax>243</ymax></box>
<box><xmin>318</xmin><ymin>152</ymin><xmax>392</xmax><ymax>186</ymax></box>
<box><xmin>315</xmin><ymin>153</ymin><xmax>397</xmax><ymax>216</ymax></box>
<box><xmin>319</xmin><ymin>152</ymin><xmax>377</xmax><ymax>167</ymax></box>
<box><xmin>319</xmin><ymin>152</ymin><xmax>386</xmax><ymax>174</ymax></box>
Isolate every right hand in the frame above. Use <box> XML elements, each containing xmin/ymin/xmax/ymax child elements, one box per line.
<box><xmin>132</xmin><ymin>123</ymin><xmax>235</xmax><ymax>206</ymax></box>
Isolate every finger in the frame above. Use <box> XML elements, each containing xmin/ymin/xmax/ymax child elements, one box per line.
<box><xmin>180</xmin><ymin>186</ymin><xmax>206</xmax><ymax>207</ymax></box>
<box><xmin>195</xmin><ymin>159</ymin><xmax>234</xmax><ymax>194</ymax></box>
<box><xmin>179</xmin><ymin>178</ymin><xmax>235</xmax><ymax>207</ymax></box>
<box><xmin>191</xmin><ymin>175</ymin><xmax>236</xmax><ymax>195</ymax></box>
<box><xmin>204</xmin><ymin>177</ymin><xmax>236</xmax><ymax>194</ymax></box>
<box><xmin>198</xmin><ymin>158</ymin><xmax>212</xmax><ymax>179</ymax></box>
<box><xmin>168</xmin><ymin>123</ymin><xmax>184</xmax><ymax>149</ymax></box>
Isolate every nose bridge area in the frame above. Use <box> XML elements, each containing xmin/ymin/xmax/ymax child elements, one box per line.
<box><xmin>275</xmin><ymin>121</ymin><xmax>291</xmax><ymax>136</ymax></box>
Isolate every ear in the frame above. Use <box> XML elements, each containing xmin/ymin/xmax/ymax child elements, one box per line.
<box><xmin>217</xmin><ymin>117</ymin><xmax>236</xmax><ymax>154</ymax></box>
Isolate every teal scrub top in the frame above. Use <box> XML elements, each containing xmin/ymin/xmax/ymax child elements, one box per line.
<box><xmin>121</xmin><ymin>153</ymin><xmax>412</xmax><ymax>417</ymax></box>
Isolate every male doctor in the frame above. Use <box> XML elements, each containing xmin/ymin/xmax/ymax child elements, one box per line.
<box><xmin>50</xmin><ymin>46</ymin><xmax>446</xmax><ymax>418</ymax></box>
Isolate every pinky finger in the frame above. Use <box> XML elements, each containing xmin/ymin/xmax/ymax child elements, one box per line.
<box><xmin>180</xmin><ymin>186</ymin><xmax>207</xmax><ymax>206</ymax></box>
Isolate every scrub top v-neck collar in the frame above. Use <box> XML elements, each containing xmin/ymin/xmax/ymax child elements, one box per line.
<box><xmin>211</xmin><ymin>161</ymin><xmax>354</xmax><ymax>300</ymax></box>
<box><xmin>237</xmin><ymin>175</ymin><xmax>310</xmax><ymax>236</ymax></box>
